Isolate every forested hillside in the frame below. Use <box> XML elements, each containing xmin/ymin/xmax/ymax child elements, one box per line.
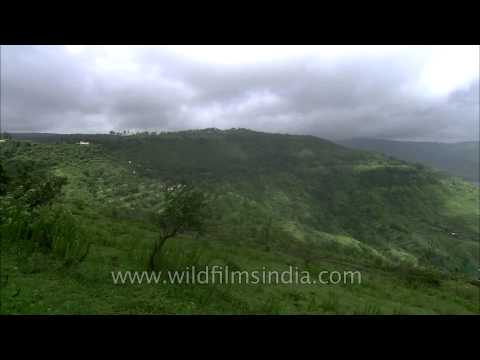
<box><xmin>338</xmin><ymin>138</ymin><xmax>479</xmax><ymax>184</ymax></box>
<box><xmin>1</xmin><ymin>129</ymin><xmax>478</xmax><ymax>314</ymax></box>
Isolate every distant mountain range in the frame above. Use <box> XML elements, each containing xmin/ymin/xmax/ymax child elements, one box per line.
<box><xmin>337</xmin><ymin>138</ymin><xmax>479</xmax><ymax>184</ymax></box>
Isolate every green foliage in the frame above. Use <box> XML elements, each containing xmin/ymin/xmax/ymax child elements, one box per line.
<box><xmin>32</xmin><ymin>206</ymin><xmax>90</xmax><ymax>265</ymax></box>
<box><xmin>154</xmin><ymin>183</ymin><xmax>210</xmax><ymax>239</ymax></box>
<box><xmin>0</xmin><ymin>162</ymin><xmax>8</xmax><ymax>195</ymax></box>
<box><xmin>1</xmin><ymin>203</ymin><xmax>90</xmax><ymax>266</ymax></box>
<box><xmin>320</xmin><ymin>292</ymin><xmax>341</xmax><ymax>314</ymax></box>
<box><xmin>1</xmin><ymin>133</ymin><xmax>478</xmax><ymax>314</ymax></box>
<box><xmin>339</xmin><ymin>138</ymin><xmax>479</xmax><ymax>183</ymax></box>
<box><xmin>22</xmin><ymin>175</ymin><xmax>68</xmax><ymax>209</ymax></box>
<box><xmin>148</xmin><ymin>183</ymin><xmax>210</xmax><ymax>270</ymax></box>
<box><xmin>395</xmin><ymin>264</ymin><xmax>443</xmax><ymax>289</ymax></box>
<box><xmin>0</xmin><ymin>156</ymin><xmax>88</xmax><ymax>267</ymax></box>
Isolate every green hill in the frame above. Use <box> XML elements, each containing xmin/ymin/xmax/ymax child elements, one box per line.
<box><xmin>1</xmin><ymin>129</ymin><xmax>479</xmax><ymax>314</ymax></box>
<box><xmin>338</xmin><ymin>138</ymin><xmax>479</xmax><ymax>184</ymax></box>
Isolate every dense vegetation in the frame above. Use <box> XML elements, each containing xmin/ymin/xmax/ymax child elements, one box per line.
<box><xmin>338</xmin><ymin>138</ymin><xmax>479</xmax><ymax>184</ymax></box>
<box><xmin>1</xmin><ymin>129</ymin><xmax>479</xmax><ymax>314</ymax></box>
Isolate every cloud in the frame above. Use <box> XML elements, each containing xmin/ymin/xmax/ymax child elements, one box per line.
<box><xmin>1</xmin><ymin>45</ymin><xmax>478</xmax><ymax>142</ymax></box>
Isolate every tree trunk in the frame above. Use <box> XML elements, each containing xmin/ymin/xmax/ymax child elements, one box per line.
<box><xmin>148</xmin><ymin>236</ymin><xmax>169</xmax><ymax>271</ymax></box>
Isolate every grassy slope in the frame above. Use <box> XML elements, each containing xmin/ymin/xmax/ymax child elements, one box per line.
<box><xmin>1</xmin><ymin>131</ymin><xmax>479</xmax><ymax>314</ymax></box>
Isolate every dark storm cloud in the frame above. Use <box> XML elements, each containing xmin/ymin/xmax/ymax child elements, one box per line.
<box><xmin>1</xmin><ymin>45</ymin><xmax>478</xmax><ymax>141</ymax></box>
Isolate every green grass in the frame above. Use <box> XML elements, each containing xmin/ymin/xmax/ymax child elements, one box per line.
<box><xmin>1</xmin><ymin>132</ymin><xmax>479</xmax><ymax>314</ymax></box>
<box><xmin>2</xmin><ymin>231</ymin><xmax>478</xmax><ymax>314</ymax></box>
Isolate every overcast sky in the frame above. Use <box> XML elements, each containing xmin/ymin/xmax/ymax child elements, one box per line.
<box><xmin>1</xmin><ymin>45</ymin><xmax>478</xmax><ymax>142</ymax></box>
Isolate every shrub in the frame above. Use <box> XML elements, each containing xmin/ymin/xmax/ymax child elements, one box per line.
<box><xmin>1</xmin><ymin>203</ymin><xmax>90</xmax><ymax>267</ymax></box>
<box><xmin>36</xmin><ymin>206</ymin><xmax>90</xmax><ymax>266</ymax></box>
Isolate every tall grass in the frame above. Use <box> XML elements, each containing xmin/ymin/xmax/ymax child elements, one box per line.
<box><xmin>1</xmin><ymin>203</ymin><xmax>90</xmax><ymax>266</ymax></box>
